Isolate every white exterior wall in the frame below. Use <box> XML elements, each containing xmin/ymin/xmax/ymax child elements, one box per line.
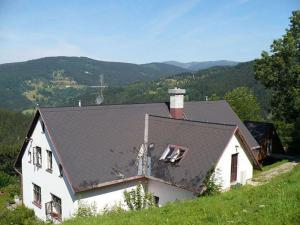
<box><xmin>214</xmin><ymin>133</ymin><xmax>253</xmax><ymax>190</ymax></box>
<box><xmin>147</xmin><ymin>180</ymin><xmax>194</xmax><ymax>206</ymax></box>
<box><xmin>77</xmin><ymin>181</ymin><xmax>142</xmax><ymax>212</ymax></box>
<box><xmin>22</xmin><ymin>119</ymin><xmax>76</xmax><ymax>221</ymax></box>
<box><xmin>21</xmin><ymin>118</ymin><xmax>253</xmax><ymax>221</ymax></box>
<box><xmin>170</xmin><ymin>95</ymin><xmax>184</xmax><ymax>109</ymax></box>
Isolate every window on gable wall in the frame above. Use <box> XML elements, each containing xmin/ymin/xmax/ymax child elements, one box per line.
<box><xmin>59</xmin><ymin>164</ymin><xmax>63</xmax><ymax>177</ymax></box>
<box><xmin>160</xmin><ymin>145</ymin><xmax>187</xmax><ymax>163</ymax></box>
<box><xmin>28</xmin><ymin>150</ymin><xmax>32</xmax><ymax>163</ymax></box>
<box><xmin>46</xmin><ymin>150</ymin><xmax>53</xmax><ymax>172</ymax></box>
<box><xmin>41</xmin><ymin>121</ymin><xmax>45</xmax><ymax>133</ymax></box>
<box><xmin>33</xmin><ymin>183</ymin><xmax>41</xmax><ymax>207</ymax></box>
<box><xmin>33</xmin><ymin>147</ymin><xmax>42</xmax><ymax>167</ymax></box>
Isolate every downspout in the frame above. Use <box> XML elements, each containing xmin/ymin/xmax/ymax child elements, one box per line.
<box><xmin>143</xmin><ymin>114</ymin><xmax>149</xmax><ymax>176</ymax></box>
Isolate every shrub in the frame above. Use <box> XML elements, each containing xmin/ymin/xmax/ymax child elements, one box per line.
<box><xmin>123</xmin><ymin>183</ymin><xmax>155</xmax><ymax>210</ymax></box>
<box><xmin>0</xmin><ymin>171</ymin><xmax>14</xmax><ymax>188</ymax></box>
<box><xmin>74</xmin><ymin>200</ymin><xmax>98</xmax><ymax>217</ymax></box>
<box><xmin>200</xmin><ymin>168</ymin><xmax>221</xmax><ymax>196</ymax></box>
<box><xmin>102</xmin><ymin>202</ymin><xmax>125</xmax><ymax>215</ymax></box>
<box><xmin>0</xmin><ymin>205</ymin><xmax>43</xmax><ymax>225</ymax></box>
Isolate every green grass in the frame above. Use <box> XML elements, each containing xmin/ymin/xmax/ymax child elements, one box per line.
<box><xmin>0</xmin><ymin>192</ymin><xmax>9</xmax><ymax>211</ymax></box>
<box><xmin>253</xmin><ymin>159</ymin><xmax>289</xmax><ymax>177</ymax></box>
<box><xmin>63</xmin><ymin>165</ymin><xmax>300</xmax><ymax>225</ymax></box>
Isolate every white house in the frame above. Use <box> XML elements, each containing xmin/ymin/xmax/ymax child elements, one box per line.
<box><xmin>15</xmin><ymin>88</ymin><xmax>260</xmax><ymax>222</ymax></box>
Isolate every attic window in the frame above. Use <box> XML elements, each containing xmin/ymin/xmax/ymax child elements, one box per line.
<box><xmin>41</xmin><ymin>121</ymin><xmax>45</xmax><ymax>133</ymax></box>
<box><xmin>59</xmin><ymin>164</ymin><xmax>63</xmax><ymax>177</ymax></box>
<box><xmin>160</xmin><ymin>145</ymin><xmax>187</xmax><ymax>163</ymax></box>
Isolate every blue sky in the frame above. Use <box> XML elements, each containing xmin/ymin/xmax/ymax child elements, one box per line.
<box><xmin>0</xmin><ymin>0</ymin><xmax>299</xmax><ymax>64</ymax></box>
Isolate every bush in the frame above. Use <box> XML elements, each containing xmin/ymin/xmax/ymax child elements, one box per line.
<box><xmin>74</xmin><ymin>200</ymin><xmax>98</xmax><ymax>217</ymax></box>
<box><xmin>0</xmin><ymin>171</ymin><xmax>14</xmax><ymax>188</ymax></box>
<box><xmin>200</xmin><ymin>168</ymin><xmax>221</xmax><ymax>196</ymax></box>
<box><xmin>0</xmin><ymin>205</ymin><xmax>43</xmax><ymax>225</ymax></box>
<box><xmin>123</xmin><ymin>183</ymin><xmax>155</xmax><ymax>210</ymax></box>
<box><xmin>103</xmin><ymin>202</ymin><xmax>125</xmax><ymax>215</ymax></box>
<box><xmin>3</xmin><ymin>183</ymin><xmax>21</xmax><ymax>198</ymax></box>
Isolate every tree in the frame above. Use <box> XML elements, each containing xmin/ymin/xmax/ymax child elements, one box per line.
<box><xmin>254</xmin><ymin>11</ymin><xmax>300</xmax><ymax>151</ymax></box>
<box><xmin>224</xmin><ymin>87</ymin><xmax>263</xmax><ymax>121</ymax></box>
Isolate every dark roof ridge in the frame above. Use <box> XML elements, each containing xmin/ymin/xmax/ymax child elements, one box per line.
<box><xmin>185</xmin><ymin>100</ymin><xmax>227</xmax><ymax>104</ymax></box>
<box><xmin>39</xmin><ymin>103</ymin><xmax>169</xmax><ymax>113</ymax></box>
<box><xmin>38</xmin><ymin>101</ymin><xmax>168</xmax><ymax>110</ymax></box>
<box><xmin>37</xmin><ymin>99</ymin><xmax>228</xmax><ymax>110</ymax></box>
<box><xmin>149</xmin><ymin>114</ymin><xmax>237</xmax><ymax>127</ymax></box>
<box><xmin>244</xmin><ymin>120</ymin><xmax>274</xmax><ymax>126</ymax></box>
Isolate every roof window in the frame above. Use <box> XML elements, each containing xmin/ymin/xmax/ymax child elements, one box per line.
<box><xmin>160</xmin><ymin>145</ymin><xmax>187</xmax><ymax>163</ymax></box>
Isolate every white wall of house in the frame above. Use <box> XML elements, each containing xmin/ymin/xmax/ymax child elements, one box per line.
<box><xmin>76</xmin><ymin>180</ymin><xmax>142</xmax><ymax>212</ymax></box>
<box><xmin>214</xmin><ymin>132</ymin><xmax>253</xmax><ymax>190</ymax></box>
<box><xmin>147</xmin><ymin>179</ymin><xmax>195</xmax><ymax>206</ymax></box>
<box><xmin>21</xmin><ymin>118</ymin><xmax>253</xmax><ymax>222</ymax></box>
<box><xmin>21</xmin><ymin>119</ymin><xmax>76</xmax><ymax>221</ymax></box>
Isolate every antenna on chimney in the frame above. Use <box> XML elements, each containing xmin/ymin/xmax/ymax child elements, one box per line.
<box><xmin>90</xmin><ymin>74</ymin><xmax>108</xmax><ymax>105</ymax></box>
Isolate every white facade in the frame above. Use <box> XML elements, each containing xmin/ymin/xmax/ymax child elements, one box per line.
<box><xmin>147</xmin><ymin>180</ymin><xmax>194</xmax><ymax>206</ymax></box>
<box><xmin>21</xmin><ymin>118</ymin><xmax>253</xmax><ymax>222</ymax></box>
<box><xmin>214</xmin><ymin>133</ymin><xmax>253</xmax><ymax>190</ymax></box>
<box><xmin>78</xmin><ymin>181</ymin><xmax>142</xmax><ymax>211</ymax></box>
<box><xmin>21</xmin><ymin>119</ymin><xmax>76</xmax><ymax>221</ymax></box>
<box><xmin>21</xmin><ymin>119</ymin><xmax>142</xmax><ymax>221</ymax></box>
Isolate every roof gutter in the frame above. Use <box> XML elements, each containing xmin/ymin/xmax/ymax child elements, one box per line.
<box><xmin>75</xmin><ymin>176</ymin><xmax>146</xmax><ymax>193</ymax></box>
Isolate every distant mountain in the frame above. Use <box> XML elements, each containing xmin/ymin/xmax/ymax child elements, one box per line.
<box><xmin>68</xmin><ymin>61</ymin><xmax>270</xmax><ymax>113</ymax></box>
<box><xmin>0</xmin><ymin>56</ymin><xmax>189</xmax><ymax>110</ymax></box>
<box><xmin>164</xmin><ymin>60</ymin><xmax>239</xmax><ymax>71</ymax></box>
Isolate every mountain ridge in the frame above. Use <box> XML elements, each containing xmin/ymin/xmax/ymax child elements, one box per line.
<box><xmin>164</xmin><ymin>60</ymin><xmax>239</xmax><ymax>71</ymax></box>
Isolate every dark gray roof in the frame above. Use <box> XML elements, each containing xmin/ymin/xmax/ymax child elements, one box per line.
<box><xmin>39</xmin><ymin>103</ymin><xmax>169</xmax><ymax>192</ymax></box>
<box><xmin>17</xmin><ymin>100</ymin><xmax>259</xmax><ymax>193</ymax></box>
<box><xmin>184</xmin><ymin>101</ymin><xmax>259</xmax><ymax>149</ymax></box>
<box><xmin>148</xmin><ymin>115</ymin><xmax>237</xmax><ymax>192</ymax></box>
<box><xmin>244</xmin><ymin>120</ymin><xmax>274</xmax><ymax>143</ymax></box>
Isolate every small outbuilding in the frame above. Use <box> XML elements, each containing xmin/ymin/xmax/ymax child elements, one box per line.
<box><xmin>244</xmin><ymin>121</ymin><xmax>285</xmax><ymax>162</ymax></box>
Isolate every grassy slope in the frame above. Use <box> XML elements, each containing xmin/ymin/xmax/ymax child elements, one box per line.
<box><xmin>63</xmin><ymin>166</ymin><xmax>300</xmax><ymax>225</ymax></box>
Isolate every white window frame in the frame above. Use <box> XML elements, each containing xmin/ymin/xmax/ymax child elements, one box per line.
<box><xmin>160</xmin><ymin>145</ymin><xmax>188</xmax><ymax>163</ymax></box>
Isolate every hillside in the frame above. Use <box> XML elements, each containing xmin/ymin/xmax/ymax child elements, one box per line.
<box><xmin>0</xmin><ymin>109</ymin><xmax>31</xmax><ymax>174</ymax></box>
<box><xmin>72</xmin><ymin>61</ymin><xmax>270</xmax><ymax>113</ymax></box>
<box><xmin>0</xmin><ymin>57</ymin><xmax>189</xmax><ymax>110</ymax></box>
<box><xmin>0</xmin><ymin>58</ymin><xmax>269</xmax><ymax>113</ymax></box>
<box><xmin>62</xmin><ymin>165</ymin><xmax>300</xmax><ymax>225</ymax></box>
<box><xmin>164</xmin><ymin>60</ymin><xmax>239</xmax><ymax>71</ymax></box>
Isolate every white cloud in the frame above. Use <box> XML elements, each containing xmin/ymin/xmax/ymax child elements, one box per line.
<box><xmin>145</xmin><ymin>0</ymin><xmax>201</xmax><ymax>38</ymax></box>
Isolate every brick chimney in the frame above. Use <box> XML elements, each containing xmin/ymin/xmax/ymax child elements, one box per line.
<box><xmin>168</xmin><ymin>88</ymin><xmax>186</xmax><ymax>119</ymax></box>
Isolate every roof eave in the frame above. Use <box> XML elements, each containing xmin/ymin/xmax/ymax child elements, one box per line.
<box><xmin>74</xmin><ymin>176</ymin><xmax>146</xmax><ymax>193</ymax></box>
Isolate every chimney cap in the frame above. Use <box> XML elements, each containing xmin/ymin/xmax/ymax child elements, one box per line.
<box><xmin>168</xmin><ymin>87</ymin><xmax>186</xmax><ymax>95</ymax></box>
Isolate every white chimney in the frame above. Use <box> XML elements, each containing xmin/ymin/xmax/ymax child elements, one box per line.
<box><xmin>168</xmin><ymin>88</ymin><xmax>186</xmax><ymax>119</ymax></box>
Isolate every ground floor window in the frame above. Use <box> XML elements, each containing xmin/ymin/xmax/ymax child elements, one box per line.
<box><xmin>51</xmin><ymin>194</ymin><xmax>62</xmax><ymax>220</ymax></box>
<box><xmin>154</xmin><ymin>196</ymin><xmax>160</xmax><ymax>206</ymax></box>
<box><xmin>33</xmin><ymin>183</ymin><xmax>41</xmax><ymax>207</ymax></box>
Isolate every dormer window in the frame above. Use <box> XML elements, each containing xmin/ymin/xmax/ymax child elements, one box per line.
<box><xmin>160</xmin><ymin>145</ymin><xmax>187</xmax><ymax>163</ymax></box>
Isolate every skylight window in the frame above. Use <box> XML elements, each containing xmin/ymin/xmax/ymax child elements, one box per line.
<box><xmin>160</xmin><ymin>145</ymin><xmax>187</xmax><ymax>163</ymax></box>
